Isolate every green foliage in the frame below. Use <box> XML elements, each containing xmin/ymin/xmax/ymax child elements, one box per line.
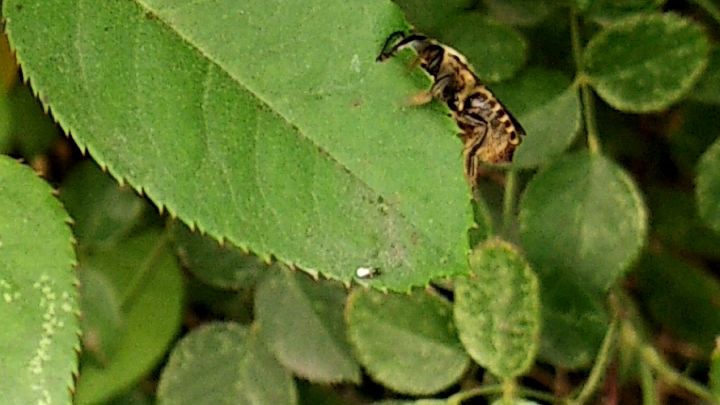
<box><xmin>346</xmin><ymin>288</ymin><xmax>469</xmax><ymax>394</ymax></box>
<box><xmin>2</xmin><ymin>0</ymin><xmax>720</xmax><ymax>404</ymax></box>
<box><xmin>454</xmin><ymin>240</ymin><xmax>540</xmax><ymax>380</ymax></box>
<box><xmin>0</xmin><ymin>156</ymin><xmax>79</xmax><ymax>405</ymax></box>
<box><xmin>157</xmin><ymin>322</ymin><xmax>297</xmax><ymax>405</ymax></box>
<box><xmin>255</xmin><ymin>268</ymin><xmax>361</xmax><ymax>383</ymax></box>
<box><xmin>584</xmin><ymin>13</ymin><xmax>709</xmax><ymax>113</ymax></box>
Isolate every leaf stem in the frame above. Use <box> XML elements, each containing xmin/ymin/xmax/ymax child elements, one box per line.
<box><xmin>690</xmin><ymin>0</ymin><xmax>720</xmax><ymax>26</ymax></box>
<box><xmin>570</xmin><ymin>6</ymin><xmax>602</xmax><ymax>155</ymax></box>
<box><xmin>616</xmin><ymin>290</ymin><xmax>718</xmax><ymax>404</ymax></box>
<box><xmin>568</xmin><ymin>312</ymin><xmax>619</xmax><ymax>404</ymax></box>
<box><xmin>502</xmin><ymin>169</ymin><xmax>518</xmax><ymax>236</ymax></box>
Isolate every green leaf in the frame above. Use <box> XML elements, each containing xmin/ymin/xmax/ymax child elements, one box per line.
<box><xmin>74</xmin><ymin>231</ymin><xmax>184</xmax><ymax>405</ymax></box>
<box><xmin>173</xmin><ymin>223</ymin><xmax>266</xmax><ymax>290</ymax></box>
<box><xmin>512</xmin><ymin>86</ymin><xmax>581</xmax><ymax>168</ymax></box>
<box><xmin>697</xmin><ymin>138</ymin><xmax>720</xmax><ymax>233</ymax></box>
<box><xmin>157</xmin><ymin>322</ymin><xmax>297</xmax><ymax>405</ymax></box>
<box><xmin>392</xmin><ymin>0</ymin><xmax>473</xmax><ymax>36</ymax></box>
<box><xmin>60</xmin><ymin>161</ymin><xmax>150</xmax><ymax>246</ymax></box>
<box><xmin>2</xmin><ymin>0</ymin><xmax>473</xmax><ymax>291</ymax></box>
<box><xmin>690</xmin><ymin>46</ymin><xmax>720</xmax><ymax>105</ymax></box>
<box><xmin>346</xmin><ymin>288</ymin><xmax>469</xmax><ymax>395</ymax></box>
<box><xmin>584</xmin><ymin>13</ymin><xmax>709</xmax><ymax>113</ymax></box>
<box><xmin>488</xmin><ymin>68</ymin><xmax>579</xmax><ymax>168</ymax></box>
<box><xmin>585</xmin><ymin>0</ymin><xmax>665</xmax><ymax>24</ymax></box>
<box><xmin>442</xmin><ymin>14</ymin><xmax>527</xmax><ymax>82</ymax></box>
<box><xmin>635</xmin><ymin>253</ymin><xmax>720</xmax><ymax>354</ymax></box>
<box><xmin>255</xmin><ymin>267</ymin><xmax>360</xmax><ymax>384</ymax></box>
<box><xmin>537</xmin><ymin>270</ymin><xmax>608</xmax><ymax>368</ymax></box>
<box><xmin>0</xmin><ymin>156</ymin><xmax>79</xmax><ymax>405</ymax></box>
<box><xmin>454</xmin><ymin>239</ymin><xmax>540</xmax><ymax>380</ymax></box>
<box><xmin>78</xmin><ymin>267</ymin><xmax>124</xmax><ymax>366</ymax></box>
<box><xmin>483</xmin><ymin>0</ymin><xmax>558</xmax><ymax>26</ymax></box>
<box><xmin>519</xmin><ymin>152</ymin><xmax>647</xmax><ymax>292</ymax></box>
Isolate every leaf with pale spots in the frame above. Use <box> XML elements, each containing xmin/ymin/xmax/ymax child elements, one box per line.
<box><xmin>0</xmin><ymin>156</ymin><xmax>79</xmax><ymax>405</ymax></box>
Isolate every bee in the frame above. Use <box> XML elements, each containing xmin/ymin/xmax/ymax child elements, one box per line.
<box><xmin>377</xmin><ymin>31</ymin><xmax>525</xmax><ymax>183</ymax></box>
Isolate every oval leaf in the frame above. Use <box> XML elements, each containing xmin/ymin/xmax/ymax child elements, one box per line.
<box><xmin>519</xmin><ymin>152</ymin><xmax>647</xmax><ymax>292</ymax></box>
<box><xmin>157</xmin><ymin>322</ymin><xmax>297</xmax><ymax>405</ymax></box>
<box><xmin>697</xmin><ymin>138</ymin><xmax>720</xmax><ymax>233</ymax></box>
<box><xmin>454</xmin><ymin>239</ymin><xmax>540</xmax><ymax>380</ymax></box>
<box><xmin>512</xmin><ymin>86</ymin><xmax>581</xmax><ymax>168</ymax></box>
<box><xmin>584</xmin><ymin>13</ymin><xmax>709</xmax><ymax>113</ymax></box>
<box><xmin>255</xmin><ymin>268</ymin><xmax>360</xmax><ymax>384</ymax></box>
<box><xmin>346</xmin><ymin>288</ymin><xmax>469</xmax><ymax>395</ymax></box>
<box><xmin>486</xmin><ymin>68</ymin><xmax>578</xmax><ymax>168</ymax></box>
<box><xmin>0</xmin><ymin>156</ymin><xmax>79</xmax><ymax>405</ymax></box>
<box><xmin>74</xmin><ymin>231</ymin><xmax>184</xmax><ymax>405</ymax></box>
<box><xmin>2</xmin><ymin>0</ymin><xmax>473</xmax><ymax>291</ymax></box>
<box><xmin>537</xmin><ymin>269</ymin><xmax>609</xmax><ymax>368</ymax></box>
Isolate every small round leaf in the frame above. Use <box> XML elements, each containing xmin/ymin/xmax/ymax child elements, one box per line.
<box><xmin>454</xmin><ymin>240</ymin><xmax>540</xmax><ymax>380</ymax></box>
<box><xmin>346</xmin><ymin>289</ymin><xmax>469</xmax><ymax>395</ymax></box>
<box><xmin>255</xmin><ymin>268</ymin><xmax>360</xmax><ymax>384</ymax></box>
<box><xmin>157</xmin><ymin>322</ymin><xmax>297</xmax><ymax>405</ymax></box>
<box><xmin>584</xmin><ymin>13</ymin><xmax>709</xmax><ymax>113</ymax></box>
<box><xmin>519</xmin><ymin>153</ymin><xmax>647</xmax><ymax>292</ymax></box>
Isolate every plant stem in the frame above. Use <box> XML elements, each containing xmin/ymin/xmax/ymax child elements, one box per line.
<box><xmin>691</xmin><ymin>0</ymin><xmax>720</xmax><ymax>26</ymax></box>
<box><xmin>640</xmin><ymin>361</ymin><xmax>658</xmax><ymax>405</ymax></box>
<box><xmin>569</xmin><ymin>6</ymin><xmax>601</xmax><ymax>155</ymax></box>
<box><xmin>503</xmin><ymin>169</ymin><xmax>518</xmax><ymax>236</ymax></box>
<box><xmin>641</xmin><ymin>345</ymin><xmax>718</xmax><ymax>403</ymax></box>
<box><xmin>569</xmin><ymin>314</ymin><xmax>619</xmax><ymax>404</ymax></box>
<box><xmin>447</xmin><ymin>383</ymin><xmax>560</xmax><ymax>404</ymax></box>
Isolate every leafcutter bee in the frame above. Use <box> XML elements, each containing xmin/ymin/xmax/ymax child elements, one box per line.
<box><xmin>377</xmin><ymin>31</ymin><xmax>525</xmax><ymax>183</ymax></box>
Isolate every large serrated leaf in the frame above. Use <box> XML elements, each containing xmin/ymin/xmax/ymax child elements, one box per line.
<box><xmin>0</xmin><ymin>156</ymin><xmax>80</xmax><ymax>405</ymax></box>
<box><xmin>157</xmin><ymin>322</ymin><xmax>297</xmax><ymax>405</ymax></box>
<box><xmin>519</xmin><ymin>152</ymin><xmax>647</xmax><ymax>293</ymax></box>
<box><xmin>2</xmin><ymin>0</ymin><xmax>473</xmax><ymax>291</ymax></box>
<box><xmin>454</xmin><ymin>239</ymin><xmax>540</xmax><ymax>380</ymax></box>
<box><xmin>584</xmin><ymin>13</ymin><xmax>709</xmax><ymax>113</ymax></box>
<box><xmin>346</xmin><ymin>288</ymin><xmax>469</xmax><ymax>395</ymax></box>
<box><xmin>255</xmin><ymin>268</ymin><xmax>360</xmax><ymax>384</ymax></box>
